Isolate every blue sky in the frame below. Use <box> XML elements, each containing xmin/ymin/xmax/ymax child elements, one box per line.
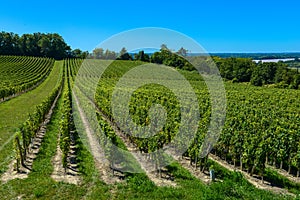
<box><xmin>1</xmin><ymin>0</ymin><xmax>299</xmax><ymax>53</ymax></box>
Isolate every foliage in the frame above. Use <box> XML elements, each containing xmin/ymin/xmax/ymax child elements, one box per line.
<box><xmin>214</xmin><ymin>57</ymin><xmax>300</xmax><ymax>88</ymax></box>
<box><xmin>134</xmin><ymin>50</ymin><xmax>150</xmax><ymax>62</ymax></box>
<box><xmin>0</xmin><ymin>32</ymin><xmax>72</xmax><ymax>59</ymax></box>
<box><xmin>1</xmin><ymin>58</ymin><xmax>299</xmax><ymax>199</ymax></box>
<box><xmin>59</xmin><ymin>59</ymin><xmax>81</xmax><ymax>169</ymax></box>
<box><xmin>95</xmin><ymin>60</ymin><xmax>300</xmax><ymax>188</ymax></box>
<box><xmin>150</xmin><ymin>49</ymin><xmax>194</xmax><ymax>70</ymax></box>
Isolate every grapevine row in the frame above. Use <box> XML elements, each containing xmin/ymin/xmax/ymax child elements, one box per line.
<box><xmin>0</xmin><ymin>56</ymin><xmax>54</xmax><ymax>100</ymax></box>
<box><xmin>59</xmin><ymin>59</ymin><xmax>82</xmax><ymax>170</ymax></box>
<box><xmin>13</xmin><ymin>62</ymin><xmax>63</xmax><ymax>171</ymax></box>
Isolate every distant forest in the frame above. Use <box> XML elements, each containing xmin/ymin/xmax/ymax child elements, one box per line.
<box><xmin>213</xmin><ymin>57</ymin><xmax>300</xmax><ymax>89</ymax></box>
<box><xmin>210</xmin><ymin>53</ymin><xmax>300</xmax><ymax>59</ymax></box>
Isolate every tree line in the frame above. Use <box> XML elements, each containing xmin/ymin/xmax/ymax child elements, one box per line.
<box><xmin>0</xmin><ymin>31</ymin><xmax>88</xmax><ymax>60</ymax></box>
<box><xmin>214</xmin><ymin>57</ymin><xmax>300</xmax><ymax>89</ymax></box>
<box><xmin>211</xmin><ymin>52</ymin><xmax>300</xmax><ymax>60</ymax></box>
<box><xmin>91</xmin><ymin>45</ymin><xmax>194</xmax><ymax>70</ymax></box>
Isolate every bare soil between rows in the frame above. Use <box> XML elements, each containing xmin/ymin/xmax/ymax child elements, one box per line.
<box><xmin>72</xmin><ymin>93</ymin><xmax>123</xmax><ymax>184</ymax></box>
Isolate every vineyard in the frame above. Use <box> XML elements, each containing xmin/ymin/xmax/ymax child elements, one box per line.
<box><xmin>0</xmin><ymin>56</ymin><xmax>54</xmax><ymax>101</ymax></box>
<box><xmin>94</xmin><ymin>60</ymin><xmax>300</xmax><ymax>185</ymax></box>
<box><xmin>0</xmin><ymin>57</ymin><xmax>299</xmax><ymax>199</ymax></box>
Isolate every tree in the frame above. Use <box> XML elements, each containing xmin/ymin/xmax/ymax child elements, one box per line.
<box><xmin>160</xmin><ymin>44</ymin><xmax>168</xmax><ymax>51</ymax></box>
<box><xmin>177</xmin><ymin>47</ymin><xmax>188</xmax><ymax>57</ymax></box>
<box><xmin>0</xmin><ymin>32</ymin><xmax>20</xmax><ymax>55</ymax></box>
<box><xmin>81</xmin><ymin>51</ymin><xmax>89</xmax><ymax>59</ymax></box>
<box><xmin>134</xmin><ymin>50</ymin><xmax>149</xmax><ymax>62</ymax></box>
<box><xmin>119</xmin><ymin>47</ymin><xmax>127</xmax><ymax>57</ymax></box>
<box><xmin>0</xmin><ymin>31</ymin><xmax>71</xmax><ymax>59</ymax></box>
<box><xmin>150</xmin><ymin>48</ymin><xmax>193</xmax><ymax>70</ymax></box>
<box><xmin>104</xmin><ymin>49</ymin><xmax>117</xmax><ymax>60</ymax></box>
<box><xmin>292</xmin><ymin>74</ymin><xmax>300</xmax><ymax>89</ymax></box>
<box><xmin>117</xmin><ymin>47</ymin><xmax>132</xmax><ymax>60</ymax></box>
<box><xmin>46</xmin><ymin>33</ymin><xmax>70</xmax><ymax>60</ymax></box>
<box><xmin>72</xmin><ymin>49</ymin><xmax>89</xmax><ymax>58</ymax></box>
<box><xmin>93</xmin><ymin>48</ymin><xmax>104</xmax><ymax>59</ymax></box>
<box><xmin>150</xmin><ymin>52</ymin><xmax>163</xmax><ymax>64</ymax></box>
<box><xmin>38</xmin><ymin>36</ymin><xmax>51</xmax><ymax>56</ymax></box>
<box><xmin>250</xmin><ymin>68</ymin><xmax>263</xmax><ymax>86</ymax></box>
<box><xmin>117</xmin><ymin>52</ymin><xmax>132</xmax><ymax>60</ymax></box>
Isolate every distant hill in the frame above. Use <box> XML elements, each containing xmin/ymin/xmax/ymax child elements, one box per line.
<box><xmin>206</xmin><ymin>52</ymin><xmax>300</xmax><ymax>59</ymax></box>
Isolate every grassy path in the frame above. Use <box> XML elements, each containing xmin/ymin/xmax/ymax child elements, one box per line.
<box><xmin>0</xmin><ymin>61</ymin><xmax>62</xmax><ymax>172</ymax></box>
